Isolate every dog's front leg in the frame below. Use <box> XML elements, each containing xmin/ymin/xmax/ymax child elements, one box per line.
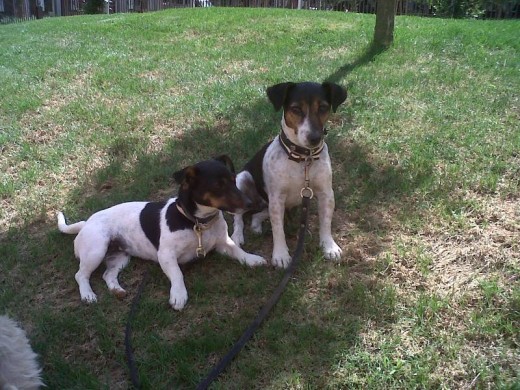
<box><xmin>269</xmin><ymin>194</ymin><xmax>292</xmax><ymax>268</ymax></box>
<box><xmin>157</xmin><ymin>251</ymin><xmax>188</xmax><ymax>310</ymax></box>
<box><xmin>216</xmin><ymin>236</ymin><xmax>267</xmax><ymax>267</ymax></box>
<box><xmin>231</xmin><ymin>213</ymin><xmax>245</xmax><ymax>246</ymax></box>
<box><xmin>317</xmin><ymin>189</ymin><xmax>342</xmax><ymax>261</ymax></box>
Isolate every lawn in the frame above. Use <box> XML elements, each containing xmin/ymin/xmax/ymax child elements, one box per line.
<box><xmin>1</xmin><ymin>7</ymin><xmax>519</xmax><ymax>389</ymax></box>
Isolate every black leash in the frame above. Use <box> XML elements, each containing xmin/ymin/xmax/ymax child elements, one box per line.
<box><xmin>125</xmin><ymin>269</ymin><xmax>150</xmax><ymax>390</ymax></box>
<box><xmin>124</xmin><ymin>195</ymin><xmax>311</xmax><ymax>390</ymax></box>
<box><xmin>196</xmin><ymin>194</ymin><xmax>311</xmax><ymax>389</ymax></box>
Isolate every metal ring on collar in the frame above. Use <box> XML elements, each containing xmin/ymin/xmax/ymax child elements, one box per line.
<box><xmin>300</xmin><ymin>187</ymin><xmax>314</xmax><ymax>199</ymax></box>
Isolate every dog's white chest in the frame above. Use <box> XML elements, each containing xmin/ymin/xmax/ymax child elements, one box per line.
<box><xmin>164</xmin><ymin>225</ymin><xmax>221</xmax><ymax>264</ymax></box>
<box><xmin>263</xmin><ymin>140</ymin><xmax>332</xmax><ymax>208</ymax></box>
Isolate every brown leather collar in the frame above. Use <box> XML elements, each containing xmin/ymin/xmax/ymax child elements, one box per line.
<box><xmin>176</xmin><ymin>202</ymin><xmax>219</xmax><ymax>228</ymax></box>
<box><xmin>278</xmin><ymin>129</ymin><xmax>324</xmax><ymax>162</ymax></box>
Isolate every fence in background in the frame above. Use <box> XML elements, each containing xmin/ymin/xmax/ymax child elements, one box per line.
<box><xmin>1</xmin><ymin>0</ymin><xmax>519</xmax><ymax>24</ymax></box>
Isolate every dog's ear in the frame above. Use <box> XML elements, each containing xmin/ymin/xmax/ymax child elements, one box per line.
<box><xmin>266</xmin><ymin>82</ymin><xmax>295</xmax><ymax>111</ymax></box>
<box><xmin>173</xmin><ymin>166</ymin><xmax>198</xmax><ymax>186</ymax></box>
<box><xmin>213</xmin><ymin>154</ymin><xmax>236</xmax><ymax>175</ymax></box>
<box><xmin>322</xmin><ymin>82</ymin><xmax>347</xmax><ymax>113</ymax></box>
<box><xmin>173</xmin><ymin>167</ymin><xmax>186</xmax><ymax>184</ymax></box>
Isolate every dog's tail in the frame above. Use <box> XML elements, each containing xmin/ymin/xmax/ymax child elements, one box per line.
<box><xmin>57</xmin><ymin>212</ymin><xmax>85</xmax><ymax>235</ymax></box>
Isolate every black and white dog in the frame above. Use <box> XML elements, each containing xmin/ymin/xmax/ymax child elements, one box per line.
<box><xmin>232</xmin><ymin>82</ymin><xmax>347</xmax><ymax>268</ymax></box>
<box><xmin>58</xmin><ymin>156</ymin><xmax>266</xmax><ymax>310</ymax></box>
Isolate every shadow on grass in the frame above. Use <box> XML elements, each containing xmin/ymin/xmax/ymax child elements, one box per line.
<box><xmin>324</xmin><ymin>42</ymin><xmax>387</xmax><ymax>84</ymax></box>
<box><xmin>330</xmin><ymin>137</ymin><xmax>434</xmax><ymax>212</ymax></box>
<box><xmin>2</xmin><ymin>47</ymin><xmax>432</xmax><ymax>388</ymax></box>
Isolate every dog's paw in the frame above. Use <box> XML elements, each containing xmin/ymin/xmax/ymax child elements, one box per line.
<box><xmin>271</xmin><ymin>250</ymin><xmax>292</xmax><ymax>269</ymax></box>
<box><xmin>110</xmin><ymin>287</ymin><xmax>127</xmax><ymax>299</ymax></box>
<box><xmin>231</xmin><ymin>231</ymin><xmax>244</xmax><ymax>247</ymax></box>
<box><xmin>250</xmin><ymin>220</ymin><xmax>263</xmax><ymax>234</ymax></box>
<box><xmin>169</xmin><ymin>288</ymin><xmax>188</xmax><ymax>311</ymax></box>
<box><xmin>81</xmin><ymin>292</ymin><xmax>98</xmax><ymax>303</ymax></box>
<box><xmin>243</xmin><ymin>254</ymin><xmax>267</xmax><ymax>267</ymax></box>
<box><xmin>323</xmin><ymin>241</ymin><xmax>343</xmax><ymax>261</ymax></box>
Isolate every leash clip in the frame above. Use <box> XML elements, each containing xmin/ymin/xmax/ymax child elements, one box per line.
<box><xmin>301</xmin><ymin>156</ymin><xmax>314</xmax><ymax>199</ymax></box>
<box><xmin>193</xmin><ymin>224</ymin><xmax>206</xmax><ymax>258</ymax></box>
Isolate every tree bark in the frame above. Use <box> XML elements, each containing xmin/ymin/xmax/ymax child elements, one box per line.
<box><xmin>373</xmin><ymin>0</ymin><xmax>397</xmax><ymax>49</ymax></box>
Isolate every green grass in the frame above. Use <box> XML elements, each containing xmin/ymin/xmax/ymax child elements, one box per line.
<box><xmin>1</xmin><ymin>8</ymin><xmax>519</xmax><ymax>389</ymax></box>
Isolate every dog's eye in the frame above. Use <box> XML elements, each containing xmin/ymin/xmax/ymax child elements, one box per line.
<box><xmin>290</xmin><ymin>107</ymin><xmax>304</xmax><ymax>117</ymax></box>
<box><xmin>318</xmin><ymin>104</ymin><xmax>329</xmax><ymax>114</ymax></box>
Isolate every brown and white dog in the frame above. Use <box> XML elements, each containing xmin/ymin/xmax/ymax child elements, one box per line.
<box><xmin>58</xmin><ymin>156</ymin><xmax>266</xmax><ymax>310</ymax></box>
<box><xmin>231</xmin><ymin>82</ymin><xmax>347</xmax><ymax>268</ymax></box>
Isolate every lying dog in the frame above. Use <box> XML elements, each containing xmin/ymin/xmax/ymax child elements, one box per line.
<box><xmin>232</xmin><ymin>82</ymin><xmax>347</xmax><ymax>268</ymax></box>
<box><xmin>0</xmin><ymin>315</ymin><xmax>44</xmax><ymax>390</ymax></box>
<box><xmin>58</xmin><ymin>156</ymin><xmax>266</xmax><ymax>310</ymax></box>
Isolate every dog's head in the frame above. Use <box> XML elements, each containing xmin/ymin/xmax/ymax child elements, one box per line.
<box><xmin>267</xmin><ymin>82</ymin><xmax>347</xmax><ymax>148</ymax></box>
<box><xmin>173</xmin><ymin>155</ymin><xmax>251</xmax><ymax>214</ymax></box>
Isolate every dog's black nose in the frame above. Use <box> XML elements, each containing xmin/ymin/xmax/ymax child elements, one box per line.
<box><xmin>308</xmin><ymin>132</ymin><xmax>322</xmax><ymax>146</ymax></box>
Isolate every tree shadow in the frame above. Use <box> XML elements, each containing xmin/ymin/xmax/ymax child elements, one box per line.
<box><xmin>324</xmin><ymin>42</ymin><xmax>387</xmax><ymax>84</ymax></box>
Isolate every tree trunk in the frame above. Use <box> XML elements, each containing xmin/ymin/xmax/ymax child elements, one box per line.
<box><xmin>373</xmin><ymin>0</ymin><xmax>397</xmax><ymax>49</ymax></box>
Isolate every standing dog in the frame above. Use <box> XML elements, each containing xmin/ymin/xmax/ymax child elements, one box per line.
<box><xmin>58</xmin><ymin>156</ymin><xmax>266</xmax><ymax>311</ymax></box>
<box><xmin>232</xmin><ymin>82</ymin><xmax>347</xmax><ymax>268</ymax></box>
